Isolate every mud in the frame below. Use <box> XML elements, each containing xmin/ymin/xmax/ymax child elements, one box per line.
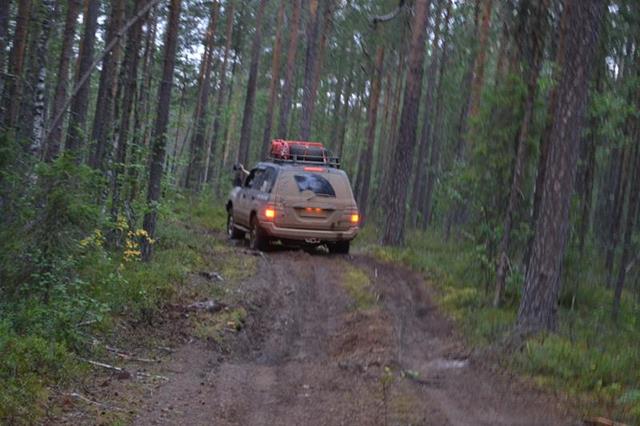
<box><xmin>131</xmin><ymin>249</ymin><xmax>575</xmax><ymax>426</ymax></box>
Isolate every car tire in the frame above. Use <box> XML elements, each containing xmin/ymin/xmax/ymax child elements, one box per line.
<box><xmin>227</xmin><ymin>212</ymin><xmax>245</xmax><ymax>240</ymax></box>
<box><xmin>249</xmin><ymin>216</ymin><xmax>269</xmax><ymax>251</ymax></box>
<box><xmin>328</xmin><ymin>240</ymin><xmax>350</xmax><ymax>254</ymax></box>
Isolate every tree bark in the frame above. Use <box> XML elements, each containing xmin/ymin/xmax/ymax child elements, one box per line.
<box><xmin>355</xmin><ymin>45</ymin><xmax>384</xmax><ymax>223</ymax></box>
<box><xmin>44</xmin><ymin>0</ymin><xmax>81</xmax><ymax>162</ymax></box>
<box><xmin>410</xmin><ymin>0</ymin><xmax>444</xmax><ymax>228</ymax></box>
<box><xmin>0</xmin><ymin>0</ymin><xmax>12</xmax><ymax>99</ymax></box>
<box><xmin>65</xmin><ymin>0</ymin><xmax>99</xmax><ymax>160</ymax></box>
<box><xmin>185</xmin><ymin>0</ymin><xmax>219</xmax><ymax>189</ymax></box>
<box><xmin>260</xmin><ymin>0</ymin><xmax>286</xmax><ymax>158</ymax></box>
<box><xmin>29</xmin><ymin>0</ymin><xmax>56</xmax><ymax>158</ymax></box>
<box><xmin>110</xmin><ymin>0</ymin><xmax>146</xmax><ymax>223</ymax></box>
<box><xmin>300</xmin><ymin>0</ymin><xmax>328</xmax><ymax>141</ymax></box>
<box><xmin>142</xmin><ymin>0</ymin><xmax>182</xmax><ymax>261</ymax></box>
<box><xmin>127</xmin><ymin>6</ymin><xmax>157</xmax><ymax>204</ymax></box>
<box><xmin>423</xmin><ymin>0</ymin><xmax>452</xmax><ymax>228</ymax></box>
<box><xmin>613</xmin><ymin>139</ymin><xmax>640</xmax><ymax>320</ymax></box>
<box><xmin>381</xmin><ymin>0</ymin><xmax>431</xmax><ymax>246</ymax></box>
<box><xmin>208</xmin><ymin>0</ymin><xmax>235</xmax><ymax>182</ymax></box>
<box><xmin>517</xmin><ymin>0</ymin><xmax>605</xmax><ymax>333</ymax></box>
<box><xmin>494</xmin><ymin>0</ymin><xmax>549</xmax><ymax>307</ymax></box>
<box><xmin>276</xmin><ymin>0</ymin><xmax>302</xmax><ymax>139</ymax></box>
<box><xmin>89</xmin><ymin>0</ymin><xmax>126</xmax><ymax>171</ymax></box>
<box><xmin>1</xmin><ymin>0</ymin><xmax>32</xmax><ymax>131</ymax></box>
<box><xmin>236</xmin><ymin>0</ymin><xmax>268</xmax><ymax>166</ymax></box>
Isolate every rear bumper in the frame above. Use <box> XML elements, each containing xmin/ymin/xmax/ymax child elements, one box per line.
<box><xmin>260</xmin><ymin>221</ymin><xmax>358</xmax><ymax>242</ymax></box>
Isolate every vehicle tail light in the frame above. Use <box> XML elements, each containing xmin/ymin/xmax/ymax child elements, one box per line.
<box><xmin>265</xmin><ymin>207</ymin><xmax>276</xmax><ymax>220</ymax></box>
<box><xmin>350</xmin><ymin>213</ymin><xmax>359</xmax><ymax>224</ymax></box>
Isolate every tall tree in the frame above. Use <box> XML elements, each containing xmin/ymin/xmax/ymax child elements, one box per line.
<box><xmin>110</xmin><ymin>0</ymin><xmax>146</xmax><ymax>222</ymax></box>
<box><xmin>517</xmin><ymin>0</ymin><xmax>605</xmax><ymax>333</ymax></box>
<box><xmin>494</xmin><ymin>0</ymin><xmax>549</xmax><ymax>307</ymax></box>
<box><xmin>0</xmin><ymin>0</ymin><xmax>11</xmax><ymax>97</ymax></box>
<box><xmin>65</xmin><ymin>0</ymin><xmax>99</xmax><ymax>159</ymax></box>
<box><xmin>276</xmin><ymin>0</ymin><xmax>302</xmax><ymax>139</ymax></box>
<box><xmin>299</xmin><ymin>0</ymin><xmax>321</xmax><ymax>140</ymax></box>
<box><xmin>1</xmin><ymin>0</ymin><xmax>32</xmax><ymax>131</ymax></box>
<box><xmin>410</xmin><ymin>0</ymin><xmax>444</xmax><ymax>228</ymax></box>
<box><xmin>29</xmin><ymin>0</ymin><xmax>56</xmax><ymax>157</ymax></box>
<box><xmin>89</xmin><ymin>0</ymin><xmax>126</xmax><ymax>171</ymax></box>
<box><xmin>44</xmin><ymin>0</ymin><xmax>81</xmax><ymax>162</ymax></box>
<box><xmin>355</xmin><ymin>43</ymin><xmax>384</xmax><ymax>222</ymax></box>
<box><xmin>185</xmin><ymin>0</ymin><xmax>219</xmax><ymax>189</ymax></box>
<box><xmin>236</xmin><ymin>0</ymin><xmax>268</xmax><ymax>166</ymax></box>
<box><xmin>260</xmin><ymin>0</ymin><xmax>286</xmax><ymax>158</ymax></box>
<box><xmin>142</xmin><ymin>0</ymin><xmax>182</xmax><ymax>261</ymax></box>
<box><xmin>381</xmin><ymin>0</ymin><xmax>431</xmax><ymax>246</ymax></box>
<box><xmin>207</xmin><ymin>0</ymin><xmax>235</xmax><ymax>184</ymax></box>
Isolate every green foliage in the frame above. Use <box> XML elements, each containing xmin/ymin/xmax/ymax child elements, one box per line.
<box><xmin>366</xmin><ymin>225</ymin><xmax>640</xmax><ymax>423</ymax></box>
<box><xmin>0</xmin><ymin>149</ymin><xmax>229</xmax><ymax>423</ymax></box>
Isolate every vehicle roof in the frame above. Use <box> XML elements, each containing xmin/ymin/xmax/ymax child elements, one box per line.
<box><xmin>254</xmin><ymin>161</ymin><xmax>349</xmax><ymax>177</ymax></box>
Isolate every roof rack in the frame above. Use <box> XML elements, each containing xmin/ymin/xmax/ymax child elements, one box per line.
<box><xmin>268</xmin><ymin>139</ymin><xmax>341</xmax><ymax>169</ymax></box>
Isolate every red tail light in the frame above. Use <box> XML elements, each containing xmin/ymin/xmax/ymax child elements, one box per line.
<box><xmin>265</xmin><ymin>208</ymin><xmax>276</xmax><ymax>219</ymax></box>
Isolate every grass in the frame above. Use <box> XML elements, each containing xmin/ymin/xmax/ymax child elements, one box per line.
<box><xmin>341</xmin><ymin>262</ymin><xmax>378</xmax><ymax>310</ymax></box>
<box><xmin>360</xmin><ymin>225</ymin><xmax>640</xmax><ymax>424</ymax></box>
<box><xmin>0</xmin><ymin>191</ymin><xmax>232</xmax><ymax>424</ymax></box>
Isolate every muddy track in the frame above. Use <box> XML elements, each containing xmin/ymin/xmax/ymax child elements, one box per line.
<box><xmin>134</xmin><ymin>250</ymin><xmax>575</xmax><ymax>426</ymax></box>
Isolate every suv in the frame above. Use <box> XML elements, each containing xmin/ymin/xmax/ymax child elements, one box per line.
<box><xmin>226</xmin><ymin>140</ymin><xmax>359</xmax><ymax>253</ymax></box>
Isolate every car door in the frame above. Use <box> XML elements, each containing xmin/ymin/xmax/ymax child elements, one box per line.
<box><xmin>236</xmin><ymin>169</ymin><xmax>258</xmax><ymax>226</ymax></box>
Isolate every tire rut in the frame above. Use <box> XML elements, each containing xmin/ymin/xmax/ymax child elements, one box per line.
<box><xmin>134</xmin><ymin>250</ymin><xmax>575</xmax><ymax>426</ymax></box>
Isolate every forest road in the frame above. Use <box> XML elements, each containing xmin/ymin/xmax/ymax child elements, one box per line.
<box><xmin>134</xmin><ymin>249</ymin><xmax>574</xmax><ymax>426</ymax></box>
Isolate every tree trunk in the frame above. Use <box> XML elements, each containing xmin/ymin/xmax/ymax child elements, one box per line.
<box><xmin>605</xmin><ymin>142</ymin><xmax>632</xmax><ymax>288</ymax></box>
<box><xmin>423</xmin><ymin>0</ymin><xmax>452</xmax><ymax>228</ymax></box>
<box><xmin>1</xmin><ymin>0</ymin><xmax>32</xmax><ymax>131</ymax></box>
<box><xmin>209</xmin><ymin>0</ymin><xmax>235</xmax><ymax>182</ymax></box>
<box><xmin>0</xmin><ymin>0</ymin><xmax>12</xmax><ymax>98</ymax></box>
<box><xmin>142</xmin><ymin>0</ymin><xmax>181</xmax><ymax>261</ymax></box>
<box><xmin>381</xmin><ymin>0</ymin><xmax>431</xmax><ymax>246</ymax></box>
<box><xmin>236</xmin><ymin>0</ymin><xmax>268</xmax><ymax>166</ymax></box>
<box><xmin>494</xmin><ymin>0</ymin><xmax>548</xmax><ymax>307</ymax></box>
<box><xmin>613</xmin><ymin>139</ymin><xmax>640</xmax><ymax>320</ymax></box>
<box><xmin>299</xmin><ymin>0</ymin><xmax>321</xmax><ymax>140</ymax></box>
<box><xmin>261</xmin><ymin>0</ymin><xmax>286</xmax><ymax>158</ymax></box>
<box><xmin>355</xmin><ymin>45</ymin><xmax>384</xmax><ymax>223</ymax></box>
<box><xmin>29</xmin><ymin>0</ymin><xmax>56</xmax><ymax>158</ymax></box>
<box><xmin>410</xmin><ymin>0</ymin><xmax>444</xmax><ymax>228</ymax></box>
<box><xmin>127</xmin><ymin>6</ymin><xmax>157</xmax><ymax>204</ymax></box>
<box><xmin>110</xmin><ymin>0</ymin><xmax>146</xmax><ymax>223</ymax></box>
<box><xmin>517</xmin><ymin>0</ymin><xmax>605</xmax><ymax>333</ymax></box>
<box><xmin>335</xmin><ymin>66</ymin><xmax>354</xmax><ymax>159</ymax></box>
<box><xmin>468</xmin><ymin>0</ymin><xmax>493</xmax><ymax>122</ymax></box>
<box><xmin>185</xmin><ymin>0</ymin><xmax>219</xmax><ymax>189</ymax></box>
<box><xmin>89</xmin><ymin>0</ymin><xmax>126</xmax><ymax>171</ymax></box>
<box><xmin>277</xmin><ymin>0</ymin><xmax>302</xmax><ymax>139</ymax></box>
<box><xmin>44</xmin><ymin>0</ymin><xmax>81</xmax><ymax>162</ymax></box>
<box><xmin>65</xmin><ymin>0</ymin><xmax>99</xmax><ymax>160</ymax></box>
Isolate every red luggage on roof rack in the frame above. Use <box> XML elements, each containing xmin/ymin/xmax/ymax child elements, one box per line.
<box><xmin>269</xmin><ymin>139</ymin><xmax>340</xmax><ymax>168</ymax></box>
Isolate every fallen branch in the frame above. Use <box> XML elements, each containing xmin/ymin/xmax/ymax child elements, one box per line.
<box><xmin>105</xmin><ymin>345</ymin><xmax>157</xmax><ymax>363</ymax></box>
<box><xmin>80</xmin><ymin>358</ymin><xmax>125</xmax><ymax>372</ymax></box>
<box><xmin>64</xmin><ymin>392</ymin><xmax>126</xmax><ymax>412</ymax></box>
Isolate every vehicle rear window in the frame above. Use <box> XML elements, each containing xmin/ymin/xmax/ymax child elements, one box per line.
<box><xmin>293</xmin><ymin>173</ymin><xmax>336</xmax><ymax>197</ymax></box>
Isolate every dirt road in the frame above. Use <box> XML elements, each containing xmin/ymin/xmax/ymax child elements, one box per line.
<box><xmin>134</xmin><ymin>249</ymin><xmax>574</xmax><ymax>425</ymax></box>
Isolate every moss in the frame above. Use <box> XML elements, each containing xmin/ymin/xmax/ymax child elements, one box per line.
<box><xmin>341</xmin><ymin>263</ymin><xmax>377</xmax><ymax>310</ymax></box>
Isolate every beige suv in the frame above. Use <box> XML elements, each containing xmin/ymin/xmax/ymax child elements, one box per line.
<box><xmin>226</xmin><ymin>152</ymin><xmax>359</xmax><ymax>253</ymax></box>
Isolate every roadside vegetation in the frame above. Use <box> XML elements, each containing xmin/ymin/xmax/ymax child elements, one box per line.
<box><xmin>0</xmin><ymin>158</ymin><xmax>226</xmax><ymax>423</ymax></box>
<box><xmin>357</xmin><ymin>228</ymin><xmax>640</xmax><ymax>423</ymax></box>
